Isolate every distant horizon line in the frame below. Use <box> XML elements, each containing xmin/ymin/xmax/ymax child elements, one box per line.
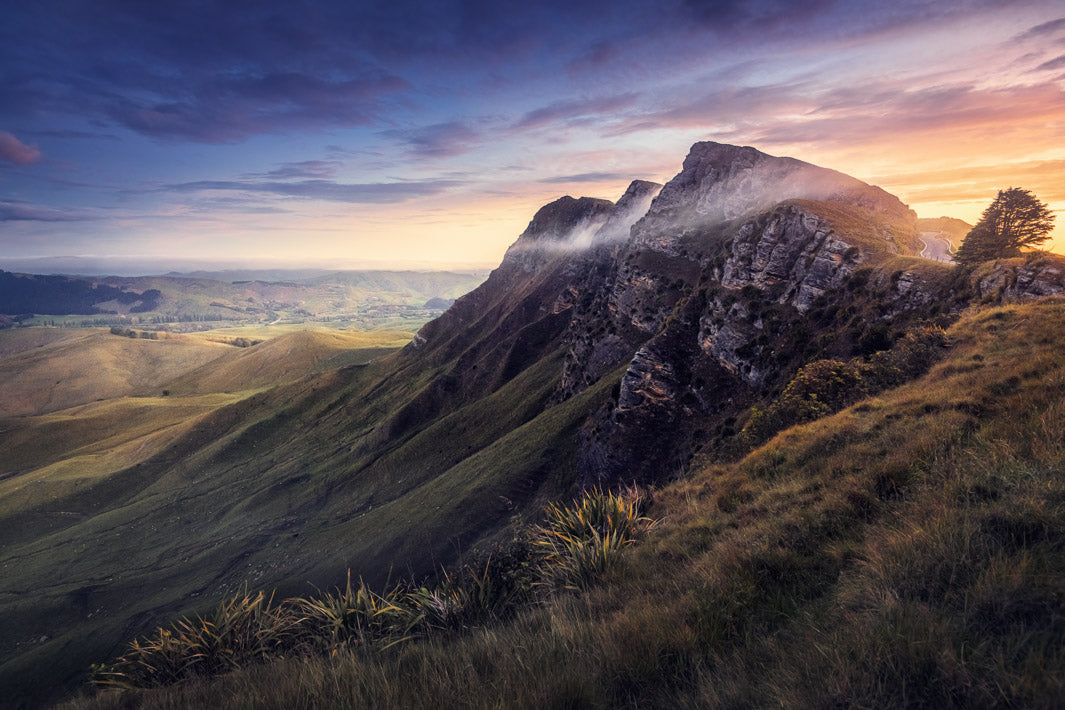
<box><xmin>0</xmin><ymin>255</ymin><xmax>498</xmax><ymax>277</ymax></box>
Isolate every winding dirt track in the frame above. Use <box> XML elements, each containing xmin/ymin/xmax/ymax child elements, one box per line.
<box><xmin>919</xmin><ymin>233</ymin><xmax>953</xmax><ymax>262</ymax></box>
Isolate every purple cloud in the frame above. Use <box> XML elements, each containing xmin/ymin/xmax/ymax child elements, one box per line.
<box><xmin>1035</xmin><ymin>54</ymin><xmax>1065</xmax><ymax>72</ymax></box>
<box><xmin>1015</xmin><ymin>17</ymin><xmax>1065</xmax><ymax>41</ymax></box>
<box><xmin>384</xmin><ymin>122</ymin><xmax>482</xmax><ymax>158</ymax></box>
<box><xmin>0</xmin><ymin>131</ymin><xmax>41</xmax><ymax>166</ymax></box>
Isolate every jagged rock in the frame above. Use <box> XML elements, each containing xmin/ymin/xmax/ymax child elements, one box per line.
<box><xmin>720</xmin><ymin>203</ymin><xmax>859</xmax><ymax>312</ymax></box>
<box><xmin>976</xmin><ymin>256</ymin><xmax>1065</xmax><ymax>300</ymax></box>
<box><xmin>408</xmin><ymin>141</ymin><xmax>1065</xmax><ymax>484</ymax></box>
<box><xmin>592</xmin><ymin>180</ymin><xmax>662</xmax><ymax>245</ymax></box>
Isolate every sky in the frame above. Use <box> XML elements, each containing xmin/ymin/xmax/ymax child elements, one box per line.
<box><xmin>1</xmin><ymin>0</ymin><xmax>1064</xmax><ymax>271</ymax></box>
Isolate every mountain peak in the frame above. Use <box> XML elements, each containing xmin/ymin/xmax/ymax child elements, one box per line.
<box><xmin>592</xmin><ymin>179</ymin><xmax>663</xmax><ymax>245</ymax></box>
<box><xmin>520</xmin><ymin>196</ymin><xmax>615</xmax><ymax>242</ymax></box>
<box><xmin>635</xmin><ymin>141</ymin><xmax>913</xmax><ymax>244</ymax></box>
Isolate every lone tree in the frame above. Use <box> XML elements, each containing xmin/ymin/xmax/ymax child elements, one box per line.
<box><xmin>954</xmin><ymin>187</ymin><xmax>1056</xmax><ymax>266</ymax></box>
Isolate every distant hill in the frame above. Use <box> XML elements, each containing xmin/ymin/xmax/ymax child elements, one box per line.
<box><xmin>0</xmin><ymin>269</ymin><xmax>488</xmax><ymax>330</ymax></box>
<box><xmin>916</xmin><ymin>215</ymin><xmax>973</xmax><ymax>244</ymax></box>
<box><xmin>0</xmin><ymin>270</ymin><xmax>159</xmax><ymax>316</ymax></box>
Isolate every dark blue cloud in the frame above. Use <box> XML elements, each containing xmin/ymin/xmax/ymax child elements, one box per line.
<box><xmin>3</xmin><ymin>0</ymin><xmax>1017</xmax><ymax>147</ymax></box>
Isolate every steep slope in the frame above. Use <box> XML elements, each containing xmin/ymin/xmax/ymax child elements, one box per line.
<box><xmin>4</xmin><ymin>141</ymin><xmax>1064</xmax><ymax>707</ymax></box>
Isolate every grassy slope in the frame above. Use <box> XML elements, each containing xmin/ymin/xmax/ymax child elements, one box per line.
<box><xmin>161</xmin><ymin>329</ymin><xmax>408</xmax><ymax>395</ymax></box>
<box><xmin>0</xmin><ymin>327</ymin><xmax>417</xmax><ymax>703</ymax></box>
<box><xmin>0</xmin><ymin>330</ymin><xmax>230</xmax><ymax>417</ymax></box>
<box><xmin>70</xmin><ymin>299</ymin><xmax>1065</xmax><ymax>709</ymax></box>
<box><xmin>0</xmin><ymin>322</ymin><xmax>619</xmax><ymax>707</ymax></box>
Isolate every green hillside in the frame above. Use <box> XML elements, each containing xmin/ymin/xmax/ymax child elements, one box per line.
<box><xmin>63</xmin><ymin>298</ymin><xmax>1065</xmax><ymax>709</ymax></box>
<box><xmin>0</xmin><ymin>324</ymin><xmax>615</xmax><ymax>706</ymax></box>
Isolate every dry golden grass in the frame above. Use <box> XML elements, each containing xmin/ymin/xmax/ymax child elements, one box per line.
<box><xmin>0</xmin><ymin>329</ymin><xmax>230</xmax><ymax>417</ymax></box>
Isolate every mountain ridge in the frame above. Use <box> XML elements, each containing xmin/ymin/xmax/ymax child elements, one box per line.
<box><xmin>3</xmin><ymin>141</ymin><xmax>1065</xmax><ymax>706</ymax></box>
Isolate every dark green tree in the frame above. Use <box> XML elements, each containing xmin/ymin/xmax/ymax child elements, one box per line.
<box><xmin>954</xmin><ymin>187</ymin><xmax>1056</xmax><ymax>266</ymax></box>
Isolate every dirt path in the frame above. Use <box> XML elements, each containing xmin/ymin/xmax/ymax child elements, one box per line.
<box><xmin>919</xmin><ymin>233</ymin><xmax>953</xmax><ymax>262</ymax></box>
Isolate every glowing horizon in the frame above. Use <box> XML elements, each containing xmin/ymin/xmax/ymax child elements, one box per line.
<box><xmin>2</xmin><ymin>1</ymin><xmax>1063</xmax><ymax>269</ymax></box>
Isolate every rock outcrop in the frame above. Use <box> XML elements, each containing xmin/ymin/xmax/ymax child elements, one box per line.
<box><xmin>976</xmin><ymin>255</ymin><xmax>1065</xmax><ymax>300</ymax></box>
<box><xmin>407</xmin><ymin>140</ymin><xmax>1065</xmax><ymax>484</ymax></box>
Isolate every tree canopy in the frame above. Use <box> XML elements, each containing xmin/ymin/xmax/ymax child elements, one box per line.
<box><xmin>954</xmin><ymin>187</ymin><xmax>1056</xmax><ymax>266</ymax></box>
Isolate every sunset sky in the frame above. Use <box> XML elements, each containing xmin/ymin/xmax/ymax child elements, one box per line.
<box><xmin>2</xmin><ymin>0</ymin><xmax>1063</xmax><ymax>271</ymax></box>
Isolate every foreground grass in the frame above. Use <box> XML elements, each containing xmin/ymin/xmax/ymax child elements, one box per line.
<box><xmin>76</xmin><ymin>489</ymin><xmax>653</xmax><ymax>699</ymax></box>
<box><xmin>64</xmin><ymin>300</ymin><xmax>1065</xmax><ymax>708</ymax></box>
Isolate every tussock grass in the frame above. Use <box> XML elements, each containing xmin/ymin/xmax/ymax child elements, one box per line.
<box><xmin>80</xmin><ymin>488</ymin><xmax>657</xmax><ymax>700</ymax></box>
<box><xmin>532</xmin><ymin>487</ymin><xmax>654</xmax><ymax>591</ymax></box>
<box><xmin>64</xmin><ymin>301</ymin><xmax>1065</xmax><ymax>709</ymax></box>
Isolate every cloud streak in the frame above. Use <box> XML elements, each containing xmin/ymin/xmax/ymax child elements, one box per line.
<box><xmin>539</xmin><ymin>172</ymin><xmax>629</xmax><ymax>184</ymax></box>
<box><xmin>168</xmin><ymin>178</ymin><xmax>465</xmax><ymax>204</ymax></box>
<box><xmin>0</xmin><ymin>201</ymin><xmax>98</xmax><ymax>222</ymax></box>
<box><xmin>384</xmin><ymin>122</ymin><xmax>482</xmax><ymax>158</ymax></box>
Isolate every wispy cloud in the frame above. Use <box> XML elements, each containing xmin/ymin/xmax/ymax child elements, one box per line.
<box><xmin>258</xmin><ymin>160</ymin><xmax>342</xmax><ymax>180</ymax></box>
<box><xmin>0</xmin><ymin>200</ymin><xmax>98</xmax><ymax>221</ymax></box>
<box><xmin>1034</xmin><ymin>54</ymin><xmax>1065</xmax><ymax>72</ymax></box>
<box><xmin>1014</xmin><ymin>17</ymin><xmax>1065</xmax><ymax>41</ymax></box>
<box><xmin>0</xmin><ymin>131</ymin><xmax>41</xmax><ymax>166</ymax></box>
<box><xmin>168</xmin><ymin>178</ymin><xmax>465</xmax><ymax>204</ymax></box>
<box><xmin>515</xmin><ymin>94</ymin><xmax>640</xmax><ymax>130</ymax></box>
<box><xmin>384</xmin><ymin>122</ymin><xmax>482</xmax><ymax>158</ymax></box>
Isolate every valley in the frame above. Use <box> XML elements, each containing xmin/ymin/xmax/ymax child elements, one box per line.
<box><xmin>0</xmin><ymin>269</ymin><xmax>489</xmax><ymax>332</ymax></box>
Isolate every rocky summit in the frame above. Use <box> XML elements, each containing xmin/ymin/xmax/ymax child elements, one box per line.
<box><xmin>411</xmin><ymin>141</ymin><xmax>1065</xmax><ymax>482</ymax></box>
